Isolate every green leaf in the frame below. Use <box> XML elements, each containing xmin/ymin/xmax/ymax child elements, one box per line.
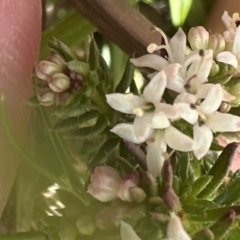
<box><xmin>89</xmin><ymin>39</ymin><xmax>100</xmax><ymax>71</ymax></box>
<box><xmin>214</xmin><ymin>170</ymin><xmax>240</xmax><ymax>205</ymax></box>
<box><xmin>197</xmin><ymin>143</ymin><xmax>238</xmax><ymax>199</ymax></box>
<box><xmin>91</xmin><ymin>138</ymin><xmax>120</xmax><ymax>164</ymax></box>
<box><xmin>54</xmin><ymin>95</ymin><xmax>89</xmax><ymax>119</ymax></box>
<box><xmin>116</xmin><ymin>60</ymin><xmax>135</xmax><ymax>93</ymax></box>
<box><xmin>189</xmin><ymin>175</ymin><xmax>213</xmax><ymax>198</ymax></box>
<box><xmin>67</xmin><ymin>60</ymin><xmax>90</xmax><ymax>76</ymax></box>
<box><xmin>41</xmin><ymin>10</ymin><xmax>95</xmax><ymax>59</ymax></box>
<box><xmin>70</xmin><ymin>116</ymin><xmax>108</xmax><ymax>138</ymax></box>
<box><xmin>169</xmin><ymin>0</ymin><xmax>193</xmax><ymax>26</ymax></box>
<box><xmin>209</xmin><ymin>210</ymin><xmax>235</xmax><ymax>240</ymax></box>
<box><xmin>48</xmin><ymin>38</ymin><xmax>76</xmax><ymax>62</ymax></box>
<box><xmin>109</xmin><ymin>43</ymin><xmax>128</xmax><ymax>90</ymax></box>
<box><xmin>53</xmin><ymin>110</ymin><xmax>99</xmax><ymax>132</ymax></box>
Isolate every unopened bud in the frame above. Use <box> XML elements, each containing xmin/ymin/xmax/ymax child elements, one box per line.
<box><xmin>47</xmin><ymin>54</ymin><xmax>66</xmax><ymax>68</ymax></box>
<box><xmin>35</xmin><ymin>60</ymin><xmax>62</xmax><ymax>81</ymax></box>
<box><xmin>209</xmin><ymin>61</ymin><xmax>220</xmax><ymax>76</ymax></box>
<box><xmin>129</xmin><ymin>186</ymin><xmax>146</xmax><ymax>203</ymax></box>
<box><xmin>76</xmin><ymin>216</ymin><xmax>95</xmax><ymax>236</ymax></box>
<box><xmin>37</xmin><ymin>89</ymin><xmax>55</xmax><ymax>106</ymax></box>
<box><xmin>49</xmin><ymin>73</ymin><xmax>70</xmax><ymax>92</ymax></box>
<box><xmin>88</xmin><ymin>166</ymin><xmax>121</xmax><ymax>202</ymax></box>
<box><xmin>117</xmin><ymin>179</ymin><xmax>137</xmax><ymax>202</ymax></box>
<box><xmin>208</xmin><ymin>34</ymin><xmax>226</xmax><ymax>57</ymax></box>
<box><xmin>225</xmin><ymin>78</ymin><xmax>240</xmax><ymax>105</ymax></box>
<box><xmin>163</xmin><ymin>185</ymin><xmax>181</xmax><ymax>212</ymax></box>
<box><xmin>188</xmin><ymin>26</ymin><xmax>209</xmax><ymax>50</ymax></box>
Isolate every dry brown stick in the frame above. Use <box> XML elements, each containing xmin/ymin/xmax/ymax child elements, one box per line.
<box><xmin>67</xmin><ymin>0</ymin><xmax>162</xmax><ymax>57</ymax></box>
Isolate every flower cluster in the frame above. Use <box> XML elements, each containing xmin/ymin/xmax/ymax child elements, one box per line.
<box><xmin>35</xmin><ymin>53</ymin><xmax>83</xmax><ymax>106</ymax></box>
<box><xmin>106</xmin><ymin>11</ymin><xmax>240</xmax><ymax>178</ymax></box>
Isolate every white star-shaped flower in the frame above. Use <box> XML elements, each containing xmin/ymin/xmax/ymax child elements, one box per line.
<box><xmin>106</xmin><ymin>71</ymin><xmax>179</xmax><ymax>142</ymax></box>
<box><xmin>175</xmin><ymin>84</ymin><xmax>240</xmax><ymax>159</ymax></box>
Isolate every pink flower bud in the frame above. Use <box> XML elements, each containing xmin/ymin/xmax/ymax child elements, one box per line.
<box><xmin>88</xmin><ymin>166</ymin><xmax>122</xmax><ymax>202</ymax></box>
<box><xmin>117</xmin><ymin>179</ymin><xmax>137</xmax><ymax>202</ymax></box>
<box><xmin>47</xmin><ymin>54</ymin><xmax>66</xmax><ymax>68</ymax></box>
<box><xmin>35</xmin><ymin>60</ymin><xmax>62</xmax><ymax>81</ymax></box>
<box><xmin>208</xmin><ymin>34</ymin><xmax>226</xmax><ymax>57</ymax></box>
<box><xmin>188</xmin><ymin>26</ymin><xmax>209</xmax><ymax>50</ymax></box>
<box><xmin>37</xmin><ymin>89</ymin><xmax>55</xmax><ymax>106</ymax></box>
<box><xmin>49</xmin><ymin>73</ymin><xmax>70</xmax><ymax>92</ymax></box>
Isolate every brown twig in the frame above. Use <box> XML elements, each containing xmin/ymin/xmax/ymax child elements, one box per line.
<box><xmin>67</xmin><ymin>0</ymin><xmax>162</xmax><ymax>57</ymax></box>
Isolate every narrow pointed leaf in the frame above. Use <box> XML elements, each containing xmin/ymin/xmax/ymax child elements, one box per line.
<box><xmin>209</xmin><ymin>210</ymin><xmax>236</xmax><ymax>240</ymax></box>
<box><xmin>214</xmin><ymin>170</ymin><xmax>240</xmax><ymax>205</ymax></box>
<box><xmin>91</xmin><ymin>138</ymin><xmax>120</xmax><ymax>164</ymax></box>
<box><xmin>70</xmin><ymin>116</ymin><xmax>108</xmax><ymax>138</ymax></box>
<box><xmin>197</xmin><ymin>143</ymin><xmax>239</xmax><ymax>199</ymax></box>
<box><xmin>89</xmin><ymin>39</ymin><xmax>100</xmax><ymax>71</ymax></box>
<box><xmin>53</xmin><ymin>111</ymin><xmax>98</xmax><ymax>131</ymax></box>
<box><xmin>116</xmin><ymin>60</ymin><xmax>135</xmax><ymax>93</ymax></box>
<box><xmin>189</xmin><ymin>175</ymin><xmax>213</xmax><ymax>198</ymax></box>
<box><xmin>48</xmin><ymin>38</ymin><xmax>76</xmax><ymax>61</ymax></box>
<box><xmin>67</xmin><ymin>60</ymin><xmax>90</xmax><ymax>76</ymax></box>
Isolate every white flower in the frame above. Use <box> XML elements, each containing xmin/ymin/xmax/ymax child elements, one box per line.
<box><xmin>222</xmin><ymin>11</ymin><xmax>240</xmax><ymax>42</ymax></box>
<box><xmin>130</xmin><ymin>28</ymin><xmax>187</xmax><ymax>72</ymax></box>
<box><xmin>176</xmin><ymin>84</ymin><xmax>240</xmax><ymax>159</ymax></box>
<box><xmin>120</xmin><ymin>212</ymin><xmax>191</xmax><ymax>240</ymax></box>
<box><xmin>111</xmin><ymin>123</ymin><xmax>194</xmax><ymax>178</ymax></box>
<box><xmin>107</xmin><ymin>71</ymin><xmax>179</xmax><ymax>142</ymax></box>
<box><xmin>165</xmin><ymin>49</ymin><xmax>213</xmax><ymax>93</ymax></box>
<box><xmin>216</xmin><ymin>12</ymin><xmax>240</xmax><ymax>70</ymax></box>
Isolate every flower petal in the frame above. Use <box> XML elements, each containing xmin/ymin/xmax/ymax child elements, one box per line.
<box><xmin>106</xmin><ymin>93</ymin><xmax>146</xmax><ymax>114</ymax></box>
<box><xmin>233</xmin><ymin>26</ymin><xmax>240</xmax><ymax>56</ymax></box>
<box><xmin>151</xmin><ymin>113</ymin><xmax>170</xmax><ymax>129</ymax></box>
<box><xmin>193</xmin><ymin>124</ymin><xmax>213</xmax><ymax>159</ymax></box>
<box><xmin>110</xmin><ymin>123</ymin><xmax>143</xmax><ymax>144</ymax></box>
<box><xmin>169</xmin><ymin>28</ymin><xmax>186</xmax><ymax>63</ymax></box>
<box><xmin>165</xmin><ymin>126</ymin><xmax>195</xmax><ymax>151</ymax></box>
<box><xmin>207</xmin><ymin>112</ymin><xmax>240</xmax><ymax>132</ymax></box>
<box><xmin>163</xmin><ymin>63</ymin><xmax>181</xmax><ymax>81</ymax></box>
<box><xmin>130</xmin><ymin>54</ymin><xmax>168</xmax><ymax>71</ymax></box>
<box><xmin>200</xmin><ymin>84</ymin><xmax>223</xmax><ymax>115</ymax></box>
<box><xmin>216</xmin><ymin>51</ymin><xmax>238</xmax><ymax>68</ymax></box>
<box><xmin>134</xmin><ymin>114</ymin><xmax>154</xmax><ymax>142</ymax></box>
<box><xmin>143</xmin><ymin>71</ymin><xmax>167</xmax><ymax>104</ymax></box>
<box><xmin>120</xmin><ymin>221</ymin><xmax>141</xmax><ymax>240</ymax></box>
<box><xmin>146</xmin><ymin>131</ymin><xmax>166</xmax><ymax>177</ymax></box>
<box><xmin>174</xmin><ymin>103</ymin><xmax>198</xmax><ymax>124</ymax></box>
<box><xmin>167</xmin><ymin>212</ymin><xmax>191</xmax><ymax>240</ymax></box>
<box><xmin>166</xmin><ymin>74</ymin><xmax>185</xmax><ymax>93</ymax></box>
<box><xmin>174</xmin><ymin>92</ymin><xmax>197</xmax><ymax>104</ymax></box>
